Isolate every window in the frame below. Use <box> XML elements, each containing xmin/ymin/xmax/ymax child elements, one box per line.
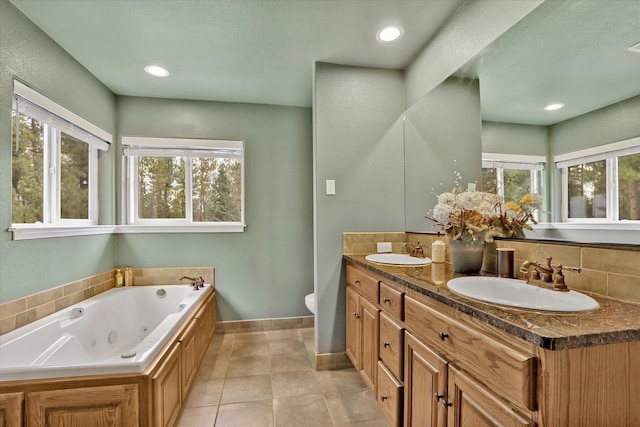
<box><xmin>123</xmin><ymin>137</ymin><xmax>245</xmax><ymax>231</ymax></box>
<box><xmin>11</xmin><ymin>81</ymin><xmax>111</xmax><ymax>226</ymax></box>
<box><xmin>556</xmin><ymin>137</ymin><xmax>640</xmax><ymax>222</ymax></box>
<box><xmin>482</xmin><ymin>153</ymin><xmax>545</xmax><ymax>216</ymax></box>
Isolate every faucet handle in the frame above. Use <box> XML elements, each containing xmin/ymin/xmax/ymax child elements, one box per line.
<box><xmin>551</xmin><ymin>265</ymin><xmax>581</xmax><ymax>291</ymax></box>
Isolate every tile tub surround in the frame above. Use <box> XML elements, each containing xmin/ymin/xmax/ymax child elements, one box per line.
<box><xmin>345</xmin><ymin>232</ymin><xmax>640</xmax><ymax>303</ymax></box>
<box><xmin>345</xmin><ymin>254</ymin><xmax>640</xmax><ymax>350</ymax></box>
<box><xmin>0</xmin><ymin>266</ymin><xmax>215</xmax><ymax>335</ymax></box>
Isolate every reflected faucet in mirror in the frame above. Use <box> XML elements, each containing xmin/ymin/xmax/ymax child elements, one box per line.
<box><xmin>180</xmin><ymin>276</ymin><xmax>205</xmax><ymax>290</ymax></box>
<box><xmin>519</xmin><ymin>256</ymin><xmax>581</xmax><ymax>292</ymax></box>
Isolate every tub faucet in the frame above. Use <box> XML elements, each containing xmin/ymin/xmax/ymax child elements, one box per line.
<box><xmin>180</xmin><ymin>276</ymin><xmax>205</xmax><ymax>290</ymax></box>
<box><xmin>519</xmin><ymin>256</ymin><xmax>581</xmax><ymax>292</ymax></box>
<box><xmin>403</xmin><ymin>241</ymin><xmax>426</xmax><ymax>258</ymax></box>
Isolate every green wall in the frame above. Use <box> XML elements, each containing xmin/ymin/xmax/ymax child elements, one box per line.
<box><xmin>116</xmin><ymin>96</ymin><xmax>313</xmax><ymax>321</ymax></box>
<box><xmin>314</xmin><ymin>63</ymin><xmax>405</xmax><ymax>354</ymax></box>
<box><xmin>481</xmin><ymin>121</ymin><xmax>548</xmax><ymax>156</ymax></box>
<box><xmin>0</xmin><ymin>0</ymin><xmax>117</xmax><ymax>303</ymax></box>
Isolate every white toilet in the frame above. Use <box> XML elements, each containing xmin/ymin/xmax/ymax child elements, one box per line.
<box><xmin>304</xmin><ymin>293</ymin><xmax>316</xmax><ymax>314</ymax></box>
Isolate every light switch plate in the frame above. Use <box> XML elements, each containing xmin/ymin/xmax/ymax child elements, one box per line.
<box><xmin>377</xmin><ymin>242</ymin><xmax>392</xmax><ymax>253</ymax></box>
<box><xmin>326</xmin><ymin>179</ymin><xmax>336</xmax><ymax>195</ymax></box>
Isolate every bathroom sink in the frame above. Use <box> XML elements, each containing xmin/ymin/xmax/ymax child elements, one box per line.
<box><xmin>447</xmin><ymin>277</ymin><xmax>599</xmax><ymax>312</ymax></box>
<box><xmin>365</xmin><ymin>253</ymin><xmax>432</xmax><ymax>266</ymax></box>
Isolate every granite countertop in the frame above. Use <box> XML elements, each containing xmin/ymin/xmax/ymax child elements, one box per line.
<box><xmin>345</xmin><ymin>254</ymin><xmax>640</xmax><ymax>351</ymax></box>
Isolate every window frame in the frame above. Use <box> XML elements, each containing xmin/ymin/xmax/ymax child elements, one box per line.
<box><xmin>9</xmin><ymin>80</ymin><xmax>112</xmax><ymax>239</ymax></box>
<box><xmin>555</xmin><ymin>136</ymin><xmax>640</xmax><ymax>223</ymax></box>
<box><xmin>122</xmin><ymin>136</ymin><xmax>246</xmax><ymax>232</ymax></box>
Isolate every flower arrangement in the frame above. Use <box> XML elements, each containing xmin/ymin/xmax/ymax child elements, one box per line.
<box><xmin>427</xmin><ymin>173</ymin><xmax>541</xmax><ymax>242</ymax></box>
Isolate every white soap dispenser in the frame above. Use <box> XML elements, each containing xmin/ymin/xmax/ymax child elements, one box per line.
<box><xmin>431</xmin><ymin>232</ymin><xmax>445</xmax><ymax>263</ymax></box>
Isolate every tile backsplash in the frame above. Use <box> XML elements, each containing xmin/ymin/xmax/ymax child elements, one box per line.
<box><xmin>344</xmin><ymin>232</ymin><xmax>640</xmax><ymax>304</ymax></box>
<box><xmin>0</xmin><ymin>266</ymin><xmax>214</xmax><ymax>335</ymax></box>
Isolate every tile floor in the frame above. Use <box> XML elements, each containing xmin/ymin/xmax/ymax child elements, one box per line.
<box><xmin>176</xmin><ymin>327</ymin><xmax>390</xmax><ymax>427</ymax></box>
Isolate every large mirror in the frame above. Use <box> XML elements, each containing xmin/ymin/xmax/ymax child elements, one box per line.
<box><xmin>406</xmin><ymin>0</ymin><xmax>640</xmax><ymax>244</ymax></box>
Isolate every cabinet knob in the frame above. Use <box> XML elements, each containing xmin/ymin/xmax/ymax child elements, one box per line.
<box><xmin>383</xmin><ymin>297</ymin><xmax>390</xmax><ymax>303</ymax></box>
<box><xmin>434</xmin><ymin>393</ymin><xmax>443</xmax><ymax>401</ymax></box>
<box><xmin>354</xmin><ymin>313</ymin><xmax>360</xmax><ymax>318</ymax></box>
<box><xmin>438</xmin><ymin>331</ymin><xmax>449</xmax><ymax>341</ymax></box>
<box><xmin>441</xmin><ymin>400</ymin><xmax>453</xmax><ymax>408</ymax></box>
<box><xmin>383</xmin><ymin>342</ymin><xmax>390</xmax><ymax>348</ymax></box>
<box><xmin>380</xmin><ymin>396</ymin><xmax>388</xmax><ymax>402</ymax></box>
<box><xmin>355</xmin><ymin>280</ymin><xmax>361</xmax><ymax>285</ymax></box>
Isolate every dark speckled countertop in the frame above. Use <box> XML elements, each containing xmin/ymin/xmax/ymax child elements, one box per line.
<box><xmin>345</xmin><ymin>254</ymin><xmax>640</xmax><ymax>351</ymax></box>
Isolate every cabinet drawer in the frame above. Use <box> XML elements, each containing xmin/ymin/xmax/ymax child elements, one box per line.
<box><xmin>405</xmin><ymin>296</ymin><xmax>536</xmax><ymax>411</ymax></box>
<box><xmin>379</xmin><ymin>281</ymin><xmax>404</xmax><ymax>321</ymax></box>
<box><xmin>379</xmin><ymin>311</ymin><xmax>404</xmax><ymax>381</ymax></box>
<box><xmin>377</xmin><ymin>361</ymin><xmax>403</xmax><ymax>427</ymax></box>
<box><xmin>346</xmin><ymin>265</ymin><xmax>379</xmax><ymax>303</ymax></box>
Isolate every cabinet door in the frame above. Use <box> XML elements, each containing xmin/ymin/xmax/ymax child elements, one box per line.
<box><xmin>346</xmin><ymin>286</ymin><xmax>361</xmax><ymax>369</ymax></box>
<box><xmin>405</xmin><ymin>332</ymin><xmax>448</xmax><ymax>427</ymax></box>
<box><xmin>359</xmin><ymin>297</ymin><xmax>380</xmax><ymax>393</ymax></box>
<box><xmin>27</xmin><ymin>385</ymin><xmax>138</xmax><ymax>427</ymax></box>
<box><xmin>447</xmin><ymin>366</ymin><xmax>535</xmax><ymax>427</ymax></box>
<box><xmin>0</xmin><ymin>392</ymin><xmax>23</xmax><ymax>427</ymax></box>
<box><xmin>180</xmin><ymin>318</ymin><xmax>199</xmax><ymax>397</ymax></box>
<box><xmin>153</xmin><ymin>342</ymin><xmax>182</xmax><ymax>427</ymax></box>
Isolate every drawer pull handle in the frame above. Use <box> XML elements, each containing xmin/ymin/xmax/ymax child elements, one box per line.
<box><xmin>383</xmin><ymin>297</ymin><xmax>391</xmax><ymax>303</ymax></box>
<box><xmin>438</xmin><ymin>331</ymin><xmax>449</xmax><ymax>341</ymax></box>
<box><xmin>354</xmin><ymin>313</ymin><xmax>360</xmax><ymax>319</ymax></box>
<box><xmin>383</xmin><ymin>342</ymin><xmax>390</xmax><ymax>348</ymax></box>
<box><xmin>380</xmin><ymin>396</ymin><xmax>388</xmax><ymax>402</ymax></box>
<box><xmin>434</xmin><ymin>393</ymin><xmax>443</xmax><ymax>401</ymax></box>
<box><xmin>441</xmin><ymin>400</ymin><xmax>453</xmax><ymax>408</ymax></box>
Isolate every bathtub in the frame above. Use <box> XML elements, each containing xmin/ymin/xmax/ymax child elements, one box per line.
<box><xmin>0</xmin><ymin>284</ymin><xmax>211</xmax><ymax>382</ymax></box>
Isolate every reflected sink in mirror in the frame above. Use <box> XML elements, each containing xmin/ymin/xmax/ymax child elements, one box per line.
<box><xmin>447</xmin><ymin>277</ymin><xmax>599</xmax><ymax>312</ymax></box>
<box><xmin>365</xmin><ymin>253</ymin><xmax>432</xmax><ymax>266</ymax></box>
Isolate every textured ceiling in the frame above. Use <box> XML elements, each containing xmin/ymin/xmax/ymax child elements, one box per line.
<box><xmin>9</xmin><ymin>0</ymin><xmax>640</xmax><ymax>126</ymax></box>
<box><xmin>9</xmin><ymin>0</ymin><xmax>463</xmax><ymax>107</ymax></box>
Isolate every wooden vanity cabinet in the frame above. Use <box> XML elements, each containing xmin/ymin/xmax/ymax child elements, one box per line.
<box><xmin>0</xmin><ymin>393</ymin><xmax>23</xmax><ymax>427</ymax></box>
<box><xmin>346</xmin><ymin>284</ymin><xmax>380</xmax><ymax>393</ymax></box>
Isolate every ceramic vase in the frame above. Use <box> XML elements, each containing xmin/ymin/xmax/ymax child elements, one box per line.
<box><xmin>450</xmin><ymin>239</ymin><xmax>485</xmax><ymax>273</ymax></box>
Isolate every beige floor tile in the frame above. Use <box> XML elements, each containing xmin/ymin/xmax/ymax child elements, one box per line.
<box><xmin>268</xmin><ymin>338</ymin><xmax>307</xmax><ymax>355</ymax></box>
<box><xmin>271</xmin><ymin>370</ymin><xmax>322</xmax><ymax>398</ymax></box>
<box><xmin>214</xmin><ymin>400</ymin><xmax>274</xmax><ymax>427</ymax></box>
<box><xmin>232</xmin><ymin>339</ymin><xmax>271</xmax><ymax>358</ymax></box>
<box><xmin>226</xmin><ymin>354</ymin><xmax>272</xmax><ymax>377</ymax></box>
<box><xmin>196</xmin><ymin>353</ymin><xmax>230</xmax><ymax>380</ymax></box>
<box><xmin>183</xmin><ymin>378</ymin><xmax>224</xmax><ymax>408</ymax></box>
<box><xmin>325</xmin><ymin>389</ymin><xmax>385</xmax><ymax>425</ymax></box>
<box><xmin>176</xmin><ymin>405</ymin><xmax>218</xmax><ymax>427</ymax></box>
<box><xmin>315</xmin><ymin>368</ymin><xmax>368</xmax><ymax>398</ymax></box>
<box><xmin>273</xmin><ymin>393</ymin><xmax>334</xmax><ymax>427</ymax></box>
<box><xmin>334</xmin><ymin>419</ymin><xmax>390</xmax><ymax>427</ymax></box>
<box><xmin>271</xmin><ymin>352</ymin><xmax>313</xmax><ymax>373</ymax></box>
<box><xmin>220</xmin><ymin>374</ymin><xmax>272</xmax><ymax>404</ymax></box>
<box><xmin>267</xmin><ymin>328</ymin><xmax>302</xmax><ymax>340</ymax></box>
<box><xmin>234</xmin><ymin>331</ymin><xmax>269</xmax><ymax>342</ymax></box>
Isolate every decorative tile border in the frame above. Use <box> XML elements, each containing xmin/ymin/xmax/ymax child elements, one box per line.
<box><xmin>216</xmin><ymin>316</ymin><xmax>314</xmax><ymax>334</ymax></box>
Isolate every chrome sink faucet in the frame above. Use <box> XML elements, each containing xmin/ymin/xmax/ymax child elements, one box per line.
<box><xmin>403</xmin><ymin>241</ymin><xmax>426</xmax><ymax>258</ymax></box>
<box><xmin>519</xmin><ymin>256</ymin><xmax>581</xmax><ymax>292</ymax></box>
<box><xmin>180</xmin><ymin>276</ymin><xmax>205</xmax><ymax>290</ymax></box>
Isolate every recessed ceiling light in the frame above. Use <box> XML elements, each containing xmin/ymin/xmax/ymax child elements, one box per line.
<box><xmin>376</xmin><ymin>26</ymin><xmax>403</xmax><ymax>42</ymax></box>
<box><xmin>544</xmin><ymin>103</ymin><xmax>565</xmax><ymax>111</ymax></box>
<box><xmin>144</xmin><ymin>65</ymin><xmax>170</xmax><ymax>77</ymax></box>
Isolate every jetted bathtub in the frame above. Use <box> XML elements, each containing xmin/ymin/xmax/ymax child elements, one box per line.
<box><xmin>0</xmin><ymin>284</ymin><xmax>211</xmax><ymax>382</ymax></box>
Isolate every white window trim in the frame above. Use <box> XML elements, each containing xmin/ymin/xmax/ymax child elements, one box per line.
<box><xmin>556</xmin><ymin>136</ymin><xmax>640</xmax><ymax>223</ymax></box>
<box><xmin>10</xmin><ymin>81</ymin><xmax>113</xmax><ymax>239</ymax></box>
<box><xmin>8</xmin><ymin>225</ymin><xmax>117</xmax><ymax>241</ymax></box>
<box><xmin>122</xmin><ymin>137</ymin><xmax>246</xmax><ymax>231</ymax></box>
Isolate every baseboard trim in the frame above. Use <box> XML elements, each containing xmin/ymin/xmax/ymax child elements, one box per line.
<box><xmin>314</xmin><ymin>351</ymin><xmax>353</xmax><ymax>371</ymax></box>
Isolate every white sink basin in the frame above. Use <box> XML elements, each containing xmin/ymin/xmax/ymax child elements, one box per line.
<box><xmin>365</xmin><ymin>253</ymin><xmax>432</xmax><ymax>266</ymax></box>
<box><xmin>447</xmin><ymin>277</ymin><xmax>599</xmax><ymax>312</ymax></box>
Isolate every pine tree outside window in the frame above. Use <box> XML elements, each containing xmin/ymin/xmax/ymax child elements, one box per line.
<box><xmin>556</xmin><ymin>137</ymin><xmax>640</xmax><ymax>222</ymax></box>
<box><xmin>123</xmin><ymin>137</ymin><xmax>245</xmax><ymax>232</ymax></box>
<box><xmin>11</xmin><ymin>81</ymin><xmax>111</xmax><ymax>227</ymax></box>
